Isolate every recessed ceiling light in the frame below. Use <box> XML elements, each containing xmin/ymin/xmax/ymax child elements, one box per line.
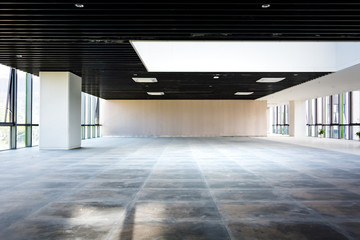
<box><xmin>147</xmin><ymin>92</ymin><xmax>164</xmax><ymax>96</ymax></box>
<box><xmin>75</xmin><ymin>3</ymin><xmax>84</xmax><ymax>8</ymax></box>
<box><xmin>132</xmin><ymin>77</ymin><xmax>157</xmax><ymax>83</ymax></box>
<box><xmin>213</xmin><ymin>75</ymin><xmax>220</xmax><ymax>79</ymax></box>
<box><xmin>262</xmin><ymin>4</ymin><xmax>271</xmax><ymax>8</ymax></box>
<box><xmin>234</xmin><ymin>92</ymin><xmax>254</xmax><ymax>95</ymax></box>
<box><xmin>256</xmin><ymin>77</ymin><xmax>285</xmax><ymax>83</ymax></box>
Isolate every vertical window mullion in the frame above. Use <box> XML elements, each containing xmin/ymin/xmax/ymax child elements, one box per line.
<box><xmin>10</xmin><ymin>69</ymin><xmax>17</xmax><ymax>149</ymax></box>
<box><xmin>314</xmin><ymin>98</ymin><xmax>318</xmax><ymax>137</ymax></box>
<box><xmin>25</xmin><ymin>73</ymin><xmax>33</xmax><ymax>147</ymax></box>
<box><xmin>87</xmin><ymin>94</ymin><xmax>91</xmax><ymax>139</ymax></box>
<box><xmin>95</xmin><ymin>97</ymin><xmax>100</xmax><ymax>137</ymax></box>
<box><xmin>330</xmin><ymin>95</ymin><xmax>333</xmax><ymax>138</ymax></box>
<box><xmin>349</xmin><ymin>92</ymin><xmax>353</xmax><ymax>140</ymax></box>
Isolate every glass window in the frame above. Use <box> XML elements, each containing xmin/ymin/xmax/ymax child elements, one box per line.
<box><xmin>340</xmin><ymin>92</ymin><xmax>349</xmax><ymax>139</ymax></box>
<box><xmin>17</xmin><ymin>70</ymin><xmax>27</xmax><ymax>124</ymax></box>
<box><xmin>332</xmin><ymin>125</ymin><xmax>339</xmax><ymax>139</ymax></box>
<box><xmin>272</xmin><ymin>106</ymin><xmax>276</xmax><ymax>133</ymax></box>
<box><xmin>305</xmin><ymin>100</ymin><xmax>309</xmax><ymax>124</ymax></box>
<box><xmin>280</xmin><ymin>105</ymin><xmax>284</xmax><ymax>126</ymax></box>
<box><xmin>352</xmin><ymin>90</ymin><xmax>360</xmax><ymax>123</ymax></box>
<box><xmin>317</xmin><ymin>97</ymin><xmax>322</xmax><ymax>124</ymax></box>
<box><xmin>324</xmin><ymin>96</ymin><xmax>331</xmax><ymax>124</ymax></box>
<box><xmin>351</xmin><ymin>90</ymin><xmax>360</xmax><ymax>140</ymax></box>
<box><xmin>32</xmin><ymin>126</ymin><xmax>39</xmax><ymax>146</ymax></box>
<box><xmin>332</xmin><ymin>94</ymin><xmax>339</xmax><ymax>124</ymax></box>
<box><xmin>341</xmin><ymin>92</ymin><xmax>349</xmax><ymax>124</ymax></box>
<box><xmin>81</xmin><ymin>92</ymin><xmax>101</xmax><ymax>140</ymax></box>
<box><xmin>353</xmin><ymin>126</ymin><xmax>360</xmax><ymax>141</ymax></box>
<box><xmin>17</xmin><ymin>126</ymin><xmax>26</xmax><ymax>148</ymax></box>
<box><xmin>0</xmin><ymin>64</ymin><xmax>11</xmax><ymax>123</ymax></box>
<box><xmin>0</xmin><ymin>126</ymin><xmax>10</xmax><ymax>150</ymax></box>
<box><xmin>308</xmin><ymin>99</ymin><xmax>316</xmax><ymax>136</ymax></box>
<box><xmin>311</xmin><ymin>99</ymin><xmax>316</xmax><ymax>125</ymax></box>
<box><xmin>324</xmin><ymin>96</ymin><xmax>331</xmax><ymax>138</ymax></box>
<box><xmin>269</xmin><ymin>104</ymin><xmax>289</xmax><ymax>135</ymax></box>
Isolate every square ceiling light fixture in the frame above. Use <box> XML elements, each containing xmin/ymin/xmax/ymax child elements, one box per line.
<box><xmin>132</xmin><ymin>77</ymin><xmax>157</xmax><ymax>83</ymax></box>
<box><xmin>234</xmin><ymin>92</ymin><xmax>254</xmax><ymax>95</ymax></box>
<box><xmin>256</xmin><ymin>77</ymin><xmax>285</xmax><ymax>83</ymax></box>
<box><xmin>147</xmin><ymin>92</ymin><xmax>164</xmax><ymax>96</ymax></box>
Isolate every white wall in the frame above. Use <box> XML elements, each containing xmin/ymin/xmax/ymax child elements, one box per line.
<box><xmin>260</xmin><ymin>63</ymin><xmax>360</xmax><ymax>104</ymax></box>
<box><xmin>101</xmin><ymin>100</ymin><xmax>267</xmax><ymax>137</ymax></box>
<box><xmin>336</xmin><ymin>42</ymin><xmax>360</xmax><ymax>70</ymax></box>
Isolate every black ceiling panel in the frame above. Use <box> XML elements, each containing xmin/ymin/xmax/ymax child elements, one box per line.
<box><xmin>82</xmin><ymin>71</ymin><xmax>329</xmax><ymax>100</ymax></box>
<box><xmin>0</xmin><ymin>1</ymin><xmax>355</xmax><ymax>99</ymax></box>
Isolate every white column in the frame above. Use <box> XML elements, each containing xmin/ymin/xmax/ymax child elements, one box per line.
<box><xmin>39</xmin><ymin>72</ymin><xmax>82</xmax><ymax>149</ymax></box>
<box><xmin>289</xmin><ymin>100</ymin><xmax>307</xmax><ymax>137</ymax></box>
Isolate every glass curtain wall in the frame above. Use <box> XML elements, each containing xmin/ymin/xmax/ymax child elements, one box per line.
<box><xmin>271</xmin><ymin>104</ymin><xmax>289</xmax><ymax>135</ymax></box>
<box><xmin>0</xmin><ymin>64</ymin><xmax>39</xmax><ymax>150</ymax></box>
<box><xmin>306</xmin><ymin>90</ymin><xmax>360</xmax><ymax>140</ymax></box>
<box><xmin>352</xmin><ymin>91</ymin><xmax>360</xmax><ymax>140</ymax></box>
<box><xmin>81</xmin><ymin>92</ymin><xmax>101</xmax><ymax>140</ymax></box>
<box><xmin>0</xmin><ymin>64</ymin><xmax>11</xmax><ymax>150</ymax></box>
<box><xmin>1</xmin><ymin>63</ymin><xmax>102</xmax><ymax>150</ymax></box>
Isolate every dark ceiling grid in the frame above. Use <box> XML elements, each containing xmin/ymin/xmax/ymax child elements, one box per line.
<box><xmin>0</xmin><ymin>2</ymin><xmax>356</xmax><ymax>99</ymax></box>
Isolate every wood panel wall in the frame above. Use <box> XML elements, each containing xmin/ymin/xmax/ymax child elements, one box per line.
<box><xmin>101</xmin><ymin>100</ymin><xmax>267</xmax><ymax>137</ymax></box>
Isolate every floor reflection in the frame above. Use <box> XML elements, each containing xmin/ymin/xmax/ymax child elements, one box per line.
<box><xmin>0</xmin><ymin>137</ymin><xmax>359</xmax><ymax>239</ymax></box>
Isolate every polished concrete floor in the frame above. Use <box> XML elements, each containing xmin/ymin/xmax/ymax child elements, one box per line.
<box><xmin>0</xmin><ymin>137</ymin><xmax>360</xmax><ymax>240</ymax></box>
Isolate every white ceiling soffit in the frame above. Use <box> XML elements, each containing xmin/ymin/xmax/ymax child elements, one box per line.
<box><xmin>259</xmin><ymin>63</ymin><xmax>360</xmax><ymax>104</ymax></box>
<box><xmin>131</xmin><ymin>41</ymin><xmax>360</xmax><ymax>72</ymax></box>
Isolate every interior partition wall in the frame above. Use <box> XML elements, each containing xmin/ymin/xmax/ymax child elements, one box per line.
<box><xmin>270</xmin><ymin>104</ymin><xmax>289</xmax><ymax>135</ymax></box>
<box><xmin>306</xmin><ymin>90</ymin><xmax>360</xmax><ymax>140</ymax></box>
<box><xmin>0</xmin><ymin>64</ymin><xmax>39</xmax><ymax>150</ymax></box>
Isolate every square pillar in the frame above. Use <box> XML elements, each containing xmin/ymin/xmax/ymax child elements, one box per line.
<box><xmin>289</xmin><ymin>100</ymin><xmax>306</xmax><ymax>137</ymax></box>
<box><xmin>39</xmin><ymin>72</ymin><xmax>81</xmax><ymax>149</ymax></box>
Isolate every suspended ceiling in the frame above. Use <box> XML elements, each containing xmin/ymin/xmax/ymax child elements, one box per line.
<box><xmin>1</xmin><ymin>1</ymin><xmax>359</xmax><ymax>99</ymax></box>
